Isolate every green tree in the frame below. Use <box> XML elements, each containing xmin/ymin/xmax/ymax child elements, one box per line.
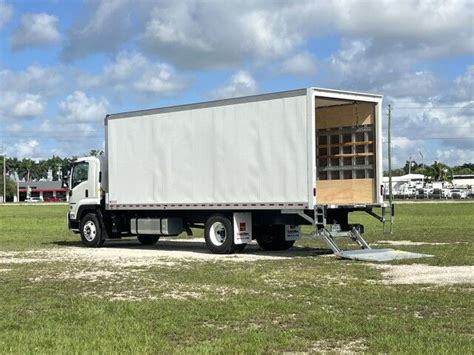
<box><xmin>452</xmin><ymin>163</ymin><xmax>473</xmax><ymax>175</ymax></box>
<box><xmin>429</xmin><ymin>161</ymin><xmax>452</xmax><ymax>182</ymax></box>
<box><xmin>0</xmin><ymin>176</ymin><xmax>17</xmax><ymax>201</ymax></box>
<box><xmin>89</xmin><ymin>149</ymin><xmax>104</xmax><ymax>157</ymax></box>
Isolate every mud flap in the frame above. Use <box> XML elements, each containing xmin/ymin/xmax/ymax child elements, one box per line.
<box><xmin>338</xmin><ymin>248</ymin><xmax>433</xmax><ymax>262</ymax></box>
<box><xmin>233</xmin><ymin>212</ymin><xmax>252</xmax><ymax>244</ymax></box>
<box><xmin>285</xmin><ymin>225</ymin><xmax>301</xmax><ymax>241</ymax></box>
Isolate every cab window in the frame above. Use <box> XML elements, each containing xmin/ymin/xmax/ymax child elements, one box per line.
<box><xmin>71</xmin><ymin>162</ymin><xmax>89</xmax><ymax>188</ymax></box>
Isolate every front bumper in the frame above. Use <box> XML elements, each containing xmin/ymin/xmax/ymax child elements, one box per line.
<box><xmin>68</xmin><ymin>213</ymin><xmax>80</xmax><ymax>231</ymax></box>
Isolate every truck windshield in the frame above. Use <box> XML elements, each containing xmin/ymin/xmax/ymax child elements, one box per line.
<box><xmin>71</xmin><ymin>162</ymin><xmax>88</xmax><ymax>188</ymax></box>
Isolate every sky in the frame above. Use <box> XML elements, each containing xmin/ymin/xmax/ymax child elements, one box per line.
<box><xmin>0</xmin><ymin>0</ymin><xmax>473</xmax><ymax>168</ymax></box>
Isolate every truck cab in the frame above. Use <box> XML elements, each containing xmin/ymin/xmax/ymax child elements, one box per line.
<box><xmin>67</xmin><ymin>156</ymin><xmax>101</xmax><ymax>233</ymax></box>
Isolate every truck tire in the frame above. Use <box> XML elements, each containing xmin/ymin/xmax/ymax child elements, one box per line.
<box><xmin>204</xmin><ymin>215</ymin><xmax>236</xmax><ymax>254</ymax></box>
<box><xmin>137</xmin><ymin>235</ymin><xmax>160</xmax><ymax>245</ymax></box>
<box><xmin>256</xmin><ymin>225</ymin><xmax>294</xmax><ymax>251</ymax></box>
<box><xmin>80</xmin><ymin>213</ymin><xmax>105</xmax><ymax>247</ymax></box>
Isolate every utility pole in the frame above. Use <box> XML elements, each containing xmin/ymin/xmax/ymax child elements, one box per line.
<box><xmin>387</xmin><ymin>104</ymin><xmax>393</xmax><ymax>204</ymax></box>
<box><xmin>15</xmin><ymin>171</ymin><xmax>19</xmax><ymax>203</ymax></box>
<box><xmin>2</xmin><ymin>150</ymin><xmax>5</xmax><ymax>204</ymax></box>
<box><xmin>387</xmin><ymin>104</ymin><xmax>394</xmax><ymax>234</ymax></box>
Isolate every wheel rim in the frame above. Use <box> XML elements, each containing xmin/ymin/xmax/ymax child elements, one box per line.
<box><xmin>209</xmin><ymin>221</ymin><xmax>227</xmax><ymax>246</ymax></box>
<box><xmin>83</xmin><ymin>221</ymin><xmax>97</xmax><ymax>242</ymax></box>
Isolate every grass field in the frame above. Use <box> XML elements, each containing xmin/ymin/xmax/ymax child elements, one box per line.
<box><xmin>0</xmin><ymin>203</ymin><xmax>473</xmax><ymax>353</ymax></box>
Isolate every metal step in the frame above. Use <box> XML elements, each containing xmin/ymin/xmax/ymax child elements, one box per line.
<box><xmin>317</xmin><ymin>227</ymin><xmax>433</xmax><ymax>262</ymax></box>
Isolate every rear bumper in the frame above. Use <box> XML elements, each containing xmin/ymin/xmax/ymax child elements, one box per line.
<box><xmin>318</xmin><ymin>203</ymin><xmax>389</xmax><ymax>210</ymax></box>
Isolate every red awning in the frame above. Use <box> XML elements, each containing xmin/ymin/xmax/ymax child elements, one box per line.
<box><xmin>19</xmin><ymin>188</ymin><xmax>67</xmax><ymax>193</ymax></box>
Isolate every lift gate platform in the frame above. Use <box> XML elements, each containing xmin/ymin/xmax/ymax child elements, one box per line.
<box><xmin>316</xmin><ymin>227</ymin><xmax>433</xmax><ymax>262</ymax></box>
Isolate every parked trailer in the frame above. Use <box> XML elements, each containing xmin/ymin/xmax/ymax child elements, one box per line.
<box><xmin>68</xmin><ymin>87</ymin><xmax>406</xmax><ymax>259</ymax></box>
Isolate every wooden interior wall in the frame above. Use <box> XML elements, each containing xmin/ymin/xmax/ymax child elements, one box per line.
<box><xmin>316</xmin><ymin>179</ymin><xmax>374</xmax><ymax>204</ymax></box>
<box><xmin>316</xmin><ymin>102</ymin><xmax>374</xmax><ymax>129</ymax></box>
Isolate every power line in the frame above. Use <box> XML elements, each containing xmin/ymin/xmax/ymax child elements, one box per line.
<box><xmin>383</xmin><ymin>137</ymin><xmax>474</xmax><ymax>141</ymax></box>
<box><xmin>392</xmin><ymin>106</ymin><xmax>472</xmax><ymax>109</ymax></box>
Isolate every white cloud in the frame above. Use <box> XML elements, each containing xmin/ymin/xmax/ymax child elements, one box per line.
<box><xmin>0</xmin><ymin>66</ymin><xmax>63</xmax><ymax>123</ymax></box>
<box><xmin>6</xmin><ymin>139</ymin><xmax>41</xmax><ymax>159</ymax></box>
<box><xmin>453</xmin><ymin>65</ymin><xmax>474</xmax><ymax>101</ymax></box>
<box><xmin>11</xmin><ymin>94</ymin><xmax>44</xmax><ymax>117</ymax></box>
<box><xmin>62</xmin><ymin>0</ymin><xmax>135</xmax><ymax>61</ymax></box>
<box><xmin>279</xmin><ymin>52</ymin><xmax>317</xmax><ymax>76</ymax></box>
<box><xmin>211</xmin><ymin>71</ymin><xmax>257</xmax><ymax>99</ymax></box>
<box><xmin>59</xmin><ymin>91</ymin><xmax>109</xmax><ymax>123</ymax></box>
<box><xmin>0</xmin><ymin>65</ymin><xmax>63</xmax><ymax>94</ymax></box>
<box><xmin>0</xmin><ymin>0</ymin><xmax>12</xmax><ymax>29</ymax></box>
<box><xmin>61</xmin><ymin>1</ymin><xmax>473</xmax><ymax>69</ymax></box>
<box><xmin>434</xmin><ymin>148</ymin><xmax>474</xmax><ymax>166</ymax></box>
<box><xmin>11</xmin><ymin>13</ymin><xmax>60</xmax><ymax>50</ymax></box>
<box><xmin>143</xmin><ymin>4</ymin><xmax>211</xmax><ymax>53</ymax></box>
<box><xmin>332</xmin><ymin>0</ymin><xmax>473</xmax><ymax>57</ymax></box>
<box><xmin>133</xmin><ymin>65</ymin><xmax>183</xmax><ymax>94</ymax></box>
<box><xmin>381</xmin><ymin>71</ymin><xmax>439</xmax><ymax>99</ymax></box>
<box><xmin>79</xmin><ymin>51</ymin><xmax>188</xmax><ymax>97</ymax></box>
<box><xmin>239</xmin><ymin>10</ymin><xmax>301</xmax><ymax>60</ymax></box>
<box><xmin>381</xmin><ymin>92</ymin><xmax>474</xmax><ymax>168</ymax></box>
<box><xmin>0</xmin><ymin>92</ymin><xmax>45</xmax><ymax>118</ymax></box>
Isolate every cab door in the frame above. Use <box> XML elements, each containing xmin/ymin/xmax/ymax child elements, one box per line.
<box><xmin>69</xmin><ymin>161</ymin><xmax>90</xmax><ymax>219</ymax></box>
<box><xmin>69</xmin><ymin>158</ymin><xmax>101</xmax><ymax>221</ymax></box>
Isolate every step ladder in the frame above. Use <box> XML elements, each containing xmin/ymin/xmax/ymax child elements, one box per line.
<box><xmin>317</xmin><ymin>226</ymin><xmax>370</xmax><ymax>257</ymax></box>
<box><xmin>316</xmin><ymin>226</ymin><xmax>432</xmax><ymax>262</ymax></box>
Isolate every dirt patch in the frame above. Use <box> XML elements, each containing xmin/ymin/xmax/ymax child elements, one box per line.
<box><xmin>375</xmin><ymin>264</ymin><xmax>474</xmax><ymax>285</ymax></box>
<box><xmin>80</xmin><ymin>283</ymin><xmax>242</xmax><ymax>302</ymax></box>
<box><xmin>29</xmin><ymin>269</ymin><xmax>138</xmax><ymax>283</ymax></box>
<box><xmin>0</xmin><ymin>239</ymin><xmax>320</xmax><ymax>266</ymax></box>
<box><xmin>0</xmin><ymin>254</ymin><xmax>45</xmax><ymax>264</ymax></box>
<box><xmin>309</xmin><ymin>338</ymin><xmax>367</xmax><ymax>353</ymax></box>
<box><xmin>82</xmin><ymin>290</ymin><xmax>159</xmax><ymax>302</ymax></box>
<box><xmin>162</xmin><ymin>290</ymin><xmax>203</xmax><ymax>300</ymax></box>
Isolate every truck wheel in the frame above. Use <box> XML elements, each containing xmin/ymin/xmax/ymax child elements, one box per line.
<box><xmin>204</xmin><ymin>215</ymin><xmax>236</xmax><ymax>254</ymax></box>
<box><xmin>137</xmin><ymin>235</ymin><xmax>160</xmax><ymax>245</ymax></box>
<box><xmin>80</xmin><ymin>213</ymin><xmax>105</xmax><ymax>247</ymax></box>
<box><xmin>256</xmin><ymin>225</ymin><xmax>294</xmax><ymax>251</ymax></box>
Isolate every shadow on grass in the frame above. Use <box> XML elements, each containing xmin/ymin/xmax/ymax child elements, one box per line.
<box><xmin>47</xmin><ymin>238</ymin><xmax>333</xmax><ymax>258</ymax></box>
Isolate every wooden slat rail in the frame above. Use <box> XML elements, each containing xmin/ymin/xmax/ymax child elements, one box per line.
<box><xmin>319</xmin><ymin>141</ymin><xmax>374</xmax><ymax>148</ymax></box>
<box><xmin>318</xmin><ymin>152</ymin><xmax>374</xmax><ymax>159</ymax></box>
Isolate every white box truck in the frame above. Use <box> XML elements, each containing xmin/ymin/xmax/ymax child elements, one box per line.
<box><xmin>67</xmin><ymin>87</ymin><xmax>389</xmax><ymax>255</ymax></box>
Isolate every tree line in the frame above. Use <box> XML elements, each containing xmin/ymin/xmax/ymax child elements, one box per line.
<box><xmin>0</xmin><ymin>150</ymin><xmax>103</xmax><ymax>199</ymax></box>
<box><xmin>1</xmin><ymin>151</ymin><xmax>472</xmax><ymax>199</ymax></box>
<box><xmin>384</xmin><ymin>161</ymin><xmax>474</xmax><ymax>181</ymax></box>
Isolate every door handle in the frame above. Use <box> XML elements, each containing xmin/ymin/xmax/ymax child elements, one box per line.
<box><xmin>85</xmin><ymin>189</ymin><xmax>88</xmax><ymax>198</ymax></box>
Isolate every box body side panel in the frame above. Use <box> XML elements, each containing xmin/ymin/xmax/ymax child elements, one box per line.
<box><xmin>107</xmin><ymin>95</ymin><xmax>309</xmax><ymax>206</ymax></box>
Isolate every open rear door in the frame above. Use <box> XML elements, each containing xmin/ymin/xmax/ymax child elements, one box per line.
<box><xmin>315</xmin><ymin>97</ymin><xmax>378</xmax><ymax>205</ymax></box>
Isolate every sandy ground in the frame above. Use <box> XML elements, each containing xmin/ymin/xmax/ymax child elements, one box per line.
<box><xmin>309</xmin><ymin>338</ymin><xmax>367</xmax><ymax>353</ymax></box>
<box><xmin>0</xmin><ymin>238</ymin><xmax>328</xmax><ymax>267</ymax></box>
<box><xmin>375</xmin><ymin>264</ymin><xmax>474</xmax><ymax>285</ymax></box>
<box><xmin>2</xmin><ymin>239</ymin><xmax>472</xmax><ymax>287</ymax></box>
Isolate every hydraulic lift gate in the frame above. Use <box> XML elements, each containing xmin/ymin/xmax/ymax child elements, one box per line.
<box><xmin>287</xmin><ymin>207</ymin><xmax>433</xmax><ymax>262</ymax></box>
<box><xmin>317</xmin><ymin>227</ymin><xmax>433</xmax><ymax>262</ymax></box>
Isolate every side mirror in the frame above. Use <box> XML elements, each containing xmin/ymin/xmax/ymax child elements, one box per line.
<box><xmin>62</xmin><ymin>174</ymin><xmax>69</xmax><ymax>188</ymax></box>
